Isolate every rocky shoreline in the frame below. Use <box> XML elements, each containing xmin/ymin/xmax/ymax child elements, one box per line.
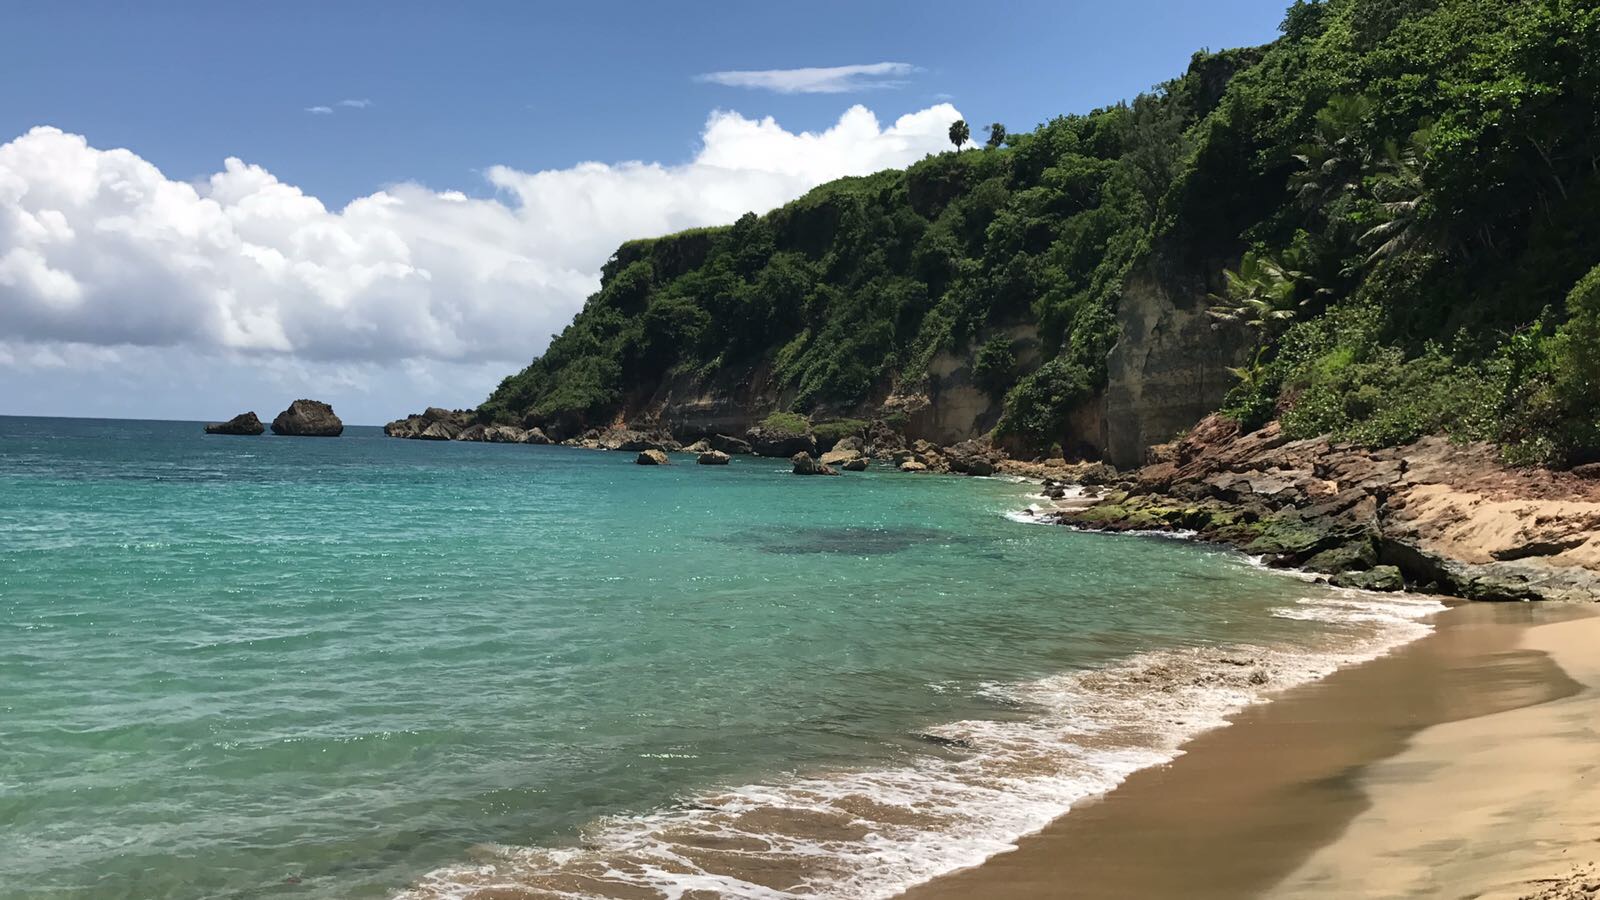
<box><xmin>383</xmin><ymin>405</ymin><xmax>1600</xmax><ymax>603</ymax></box>
<box><xmin>1024</xmin><ymin>415</ymin><xmax>1600</xmax><ymax>603</ymax></box>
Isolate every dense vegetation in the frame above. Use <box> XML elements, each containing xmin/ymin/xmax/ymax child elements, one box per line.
<box><xmin>485</xmin><ymin>0</ymin><xmax>1600</xmax><ymax>466</ymax></box>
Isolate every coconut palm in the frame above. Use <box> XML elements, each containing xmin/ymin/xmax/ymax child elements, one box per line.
<box><xmin>1208</xmin><ymin>251</ymin><xmax>1306</xmax><ymax>336</ymax></box>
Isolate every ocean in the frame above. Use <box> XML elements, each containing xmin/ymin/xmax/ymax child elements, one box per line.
<box><xmin>0</xmin><ymin>416</ymin><xmax>1442</xmax><ymax>899</ymax></box>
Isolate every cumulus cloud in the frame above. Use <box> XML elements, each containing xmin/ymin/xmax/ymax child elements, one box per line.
<box><xmin>0</xmin><ymin>102</ymin><xmax>960</xmax><ymax>384</ymax></box>
<box><xmin>696</xmin><ymin>62</ymin><xmax>918</xmax><ymax>94</ymax></box>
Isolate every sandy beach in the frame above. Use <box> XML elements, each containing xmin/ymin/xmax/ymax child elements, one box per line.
<box><xmin>899</xmin><ymin>601</ymin><xmax>1600</xmax><ymax>899</ymax></box>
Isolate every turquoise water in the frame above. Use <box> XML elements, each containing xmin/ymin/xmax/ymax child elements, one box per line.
<box><xmin>0</xmin><ymin>417</ymin><xmax>1440</xmax><ymax>899</ymax></box>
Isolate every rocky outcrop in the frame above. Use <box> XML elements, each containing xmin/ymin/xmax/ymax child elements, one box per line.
<box><xmin>636</xmin><ymin>449</ymin><xmax>670</xmax><ymax>465</ymax></box>
<box><xmin>1045</xmin><ymin>414</ymin><xmax>1600</xmax><ymax>602</ymax></box>
<box><xmin>457</xmin><ymin>424</ymin><xmax>537</xmax><ymax>443</ymax></box>
<box><xmin>204</xmin><ymin>412</ymin><xmax>264</xmax><ymax>435</ymax></box>
<box><xmin>819</xmin><ymin>447</ymin><xmax>862</xmax><ymax>467</ymax></box>
<box><xmin>698</xmin><ymin>450</ymin><xmax>731</xmax><ymax>465</ymax></box>
<box><xmin>271</xmin><ymin>400</ymin><xmax>343</xmax><ymax>437</ymax></box>
<box><xmin>841</xmin><ymin>457</ymin><xmax>868</xmax><ymax>472</ymax></box>
<box><xmin>749</xmin><ymin>425</ymin><xmax>815</xmax><ymax>458</ymax></box>
<box><xmin>386</xmin><ymin>407</ymin><xmax>472</xmax><ymax>439</ymax></box>
<box><xmin>707</xmin><ymin>434</ymin><xmax>753</xmax><ymax>455</ymax></box>
<box><xmin>791</xmin><ymin>452</ymin><xmax>838</xmax><ymax>476</ymax></box>
<box><xmin>942</xmin><ymin>439</ymin><xmax>1001</xmax><ymax>477</ymax></box>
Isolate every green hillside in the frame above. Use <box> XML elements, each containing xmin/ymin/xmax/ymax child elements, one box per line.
<box><xmin>484</xmin><ymin>0</ymin><xmax>1600</xmax><ymax>466</ymax></box>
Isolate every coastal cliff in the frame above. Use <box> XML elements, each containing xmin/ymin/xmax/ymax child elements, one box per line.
<box><xmin>454</xmin><ymin>0</ymin><xmax>1600</xmax><ymax>598</ymax></box>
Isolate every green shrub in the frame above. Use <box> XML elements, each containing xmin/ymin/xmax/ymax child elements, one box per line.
<box><xmin>997</xmin><ymin>357</ymin><xmax>1094</xmax><ymax>446</ymax></box>
<box><xmin>813</xmin><ymin>419</ymin><xmax>869</xmax><ymax>444</ymax></box>
<box><xmin>759</xmin><ymin>411</ymin><xmax>810</xmax><ymax>434</ymax></box>
<box><xmin>972</xmin><ymin>336</ymin><xmax>1017</xmax><ymax>395</ymax></box>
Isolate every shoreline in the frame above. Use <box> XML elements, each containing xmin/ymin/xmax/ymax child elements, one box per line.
<box><xmin>896</xmin><ymin>601</ymin><xmax>1597</xmax><ymax>900</ymax></box>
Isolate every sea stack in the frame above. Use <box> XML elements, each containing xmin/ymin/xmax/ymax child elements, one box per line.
<box><xmin>203</xmin><ymin>412</ymin><xmax>265</xmax><ymax>435</ymax></box>
<box><xmin>271</xmin><ymin>399</ymin><xmax>343</xmax><ymax>437</ymax></box>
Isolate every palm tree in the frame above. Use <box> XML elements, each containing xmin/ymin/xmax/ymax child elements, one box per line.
<box><xmin>948</xmin><ymin>119</ymin><xmax>970</xmax><ymax>151</ymax></box>
<box><xmin>1208</xmin><ymin>251</ymin><xmax>1306</xmax><ymax>337</ymax></box>
<box><xmin>1289</xmin><ymin>94</ymin><xmax>1376</xmax><ymax>210</ymax></box>
<box><xmin>1360</xmin><ymin>126</ymin><xmax>1434</xmax><ymax>265</ymax></box>
<box><xmin>985</xmin><ymin>122</ymin><xmax>1007</xmax><ymax>149</ymax></box>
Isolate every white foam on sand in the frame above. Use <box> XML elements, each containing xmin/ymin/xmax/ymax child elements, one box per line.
<box><xmin>396</xmin><ymin>593</ymin><xmax>1445</xmax><ymax>900</ymax></box>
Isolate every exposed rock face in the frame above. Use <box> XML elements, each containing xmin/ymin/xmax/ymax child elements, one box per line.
<box><xmin>790</xmin><ymin>452</ymin><xmax>838</xmax><ymax>476</ymax></box>
<box><xmin>523</xmin><ymin>427</ymin><xmax>551</xmax><ymax>445</ymax></box>
<box><xmin>819</xmin><ymin>448</ymin><xmax>862</xmax><ymax>467</ymax></box>
<box><xmin>749</xmin><ymin>425</ymin><xmax>815</xmax><ymax>458</ymax></box>
<box><xmin>1047</xmin><ymin>414</ymin><xmax>1600</xmax><ymax>602</ymax></box>
<box><xmin>419</xmin><ymin>422</ymin><xmax>455</xmax><ymax>441</ymax></box>
<box><xmin>707</xmin><ymin>434</ymin><xmax>753</xmax><ymax>455</ymax></box>
<box><xmin>698</xmin><ymin>450</ymin><xmax>731</xmax><ymax>465</ymax></box>
<box><xmin>899</xmin><ymin>460</ymin><xmax>930</xmax><ymax>473</ymax></box>
<box><xmin>1102</xmin><ymin>257</ymin><xmax>1252</xmax><ymax>468</ymax></box>
<box><xmin>684</xmin><ymin>439</ymin><xmax>712</xmax><ymax>454</ymax></box>
<box><xmin>204</xmin><ymin>412</ymin><xmax>264</xmax><ymax>435</ymax></box>
<box><xmin>600</xmin><ymin>427</ymin><xmax>679</xmax><ymax>452</ymax></box>
<box><xmin>271</xmin><ymin>400</ymin><xmax>343</xmax><ymax>437</ymax></box>
<box><xmin>457</xmin><ymin>424</ymin><xmax>533</xmax><ymax>443</ymax></box>
<box><xmin>386</xmin><ymin>407</ymin><xmax>472</xmax><ymax>439</ymax></box>
<box><xmin>841</xmin><ymin>458</ymin><xmax>868</xmax><ymax>472</ymax></box>
<box><xmin>636</xmin><ymin>449</ymin><xmax>670</xmax><ymax>465</ymax></box>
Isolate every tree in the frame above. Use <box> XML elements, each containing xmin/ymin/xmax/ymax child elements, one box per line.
<box><xmin>1208</xmin><ymin>251</ymin><xmax>1306</xmax><ymax>338</ymax></box>
<box><xmin>948</xmin><ymin>119</ymin><xmax>970</xmax><ymax>150</ymax></box>
<box><xmin>985</xmin><ymin>122</ymin><xmax>1007</xmax><ymax>149</ymax></box>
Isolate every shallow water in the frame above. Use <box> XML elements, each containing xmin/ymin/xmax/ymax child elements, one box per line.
<box><xmin>0</xmin><ymin>417</ymin><xmax>1441</xmax><ymax>898</ymax></box>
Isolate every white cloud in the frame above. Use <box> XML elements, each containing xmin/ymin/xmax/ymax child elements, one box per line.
<box><xmin>0</xmin><ymin>103</ymin><xmax>961</xmax><ymax>419</ymax></box>
<box><xmin>336</xmin><ymin>98</ymin><xmax>372</xmax><ymax>109</ymax></box>
<box><xmin>305</xmin><ymin>105</ymin><xmax>334</xmax><ymax>115</ymax></box>
<box><xmin>696</xmin><ymin>62</ymin><xmax>918</xmax><ymax>94</ymax></box>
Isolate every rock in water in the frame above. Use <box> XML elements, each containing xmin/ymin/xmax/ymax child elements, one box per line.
<box><xmin>791</xmin><ymin>452</ymin><xmax>838</xmax><ymax>476</ymax></box>
<box><xmin>899</xmin><ymin>460</ymin><xmax>930</xmax><ymax>473</ymax></box>
<box><xmin>636</xmin><ymin>449</ymin><xmax>670</xmax><ymax>465</ymax></box>
<box><xmin>204</xmin><ymin>412</ymin><xmax>264</xmax><ymax>435</ymax></box>
<box><xmin>698</xmin><ymin>450</ymin><xmax>731</xmax><ymax>465</ymax></box>
<box><xmin>271</xmin><ymin>400</ymin><xmax>343</xmax><ymax>437</ymax></box>
<box><xmin>1331</xmin><ymin>566</ymin><xmax>1405</xmax><ymax>592</ymax></box>
<box><xmin>841</xmin><ymin>458</ymin><xmax>868</xmax><ymax>471</ymax></box>
<box><xmin>819</xmin><ymin>448</ymin><xmax>862</xmax><ymax>467</ymax></box>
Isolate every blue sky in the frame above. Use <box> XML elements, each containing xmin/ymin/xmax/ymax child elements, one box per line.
<box><xmin>0</xmin><ymin>1</ymin><xmax>1291</xmax><ymax>423</ymax></box>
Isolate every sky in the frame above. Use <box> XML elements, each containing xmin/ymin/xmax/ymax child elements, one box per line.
<box><xmin>0</xmin><ymin>0</ymin><xmax>1291</xmax><ymax>424</ymax></box>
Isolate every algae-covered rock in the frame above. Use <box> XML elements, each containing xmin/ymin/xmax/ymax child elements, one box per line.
<box><xmin>1331</xmin><ymin>566</ymin><xmax>1404</xmax><ymax>592</ymax></box>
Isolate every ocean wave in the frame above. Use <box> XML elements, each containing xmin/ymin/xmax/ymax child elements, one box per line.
<box><xmin>396</xmin><ymin>594</ymin><xmax>1443</xmax><ymax>900</ymax></box>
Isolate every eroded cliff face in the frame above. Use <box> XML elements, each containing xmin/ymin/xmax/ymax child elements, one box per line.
<box><xmin>615</xmin><ymin>323</ymin><xmax>1043</xmax><ymax>448</ymax></box>
<box><xmin>1103</xmin><ymin>257</ymin><xmax>1252</xmax><ymax>468</ymax></box>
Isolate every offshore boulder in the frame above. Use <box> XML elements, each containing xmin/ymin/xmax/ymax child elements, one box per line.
<box><xmin>791</xmin><ymin>452</ymin><xmax>838</xmax><ymax>476</ymax></box>
<box><xmin>204</xmin><ymin>412</ymin><xmax>264</xmax><ymax>436</ymax></box>
<box><xmin>271</xmin><ymin>400</ymin><xmax>343</xmax><ymax>437</ymax></box>
<box><xmin>636</xmin><ymin>449</ymin><xmax>671</xmax><ymax>465</ymax></box>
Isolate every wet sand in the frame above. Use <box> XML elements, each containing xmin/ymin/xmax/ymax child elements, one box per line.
<box><xmin>898</xmin><ymin>601</ymin><xmax>1595</xmax><ymax>900</ymax></box>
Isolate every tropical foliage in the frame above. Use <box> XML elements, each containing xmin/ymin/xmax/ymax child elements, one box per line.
<box><xmin>485</xmin><ymin>0</ymin><xmax>1600</xmax><ymax>465</ymax></box>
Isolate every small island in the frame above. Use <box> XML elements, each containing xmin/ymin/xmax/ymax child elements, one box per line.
<box><xmin>203</xmin><ymin>412</ymin><xmax>264</xmax><ymax>436</ymax></box>
<box><xmin>270</xmin><ymin>399</ymin><xmax>343</xmax><ymax>437</ymax></box>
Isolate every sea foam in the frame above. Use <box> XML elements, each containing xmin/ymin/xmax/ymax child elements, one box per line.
<box><xmin>397</xmin><ymin>591</ymin><xmax>1443</xmax><ymax>900</ymax></box>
